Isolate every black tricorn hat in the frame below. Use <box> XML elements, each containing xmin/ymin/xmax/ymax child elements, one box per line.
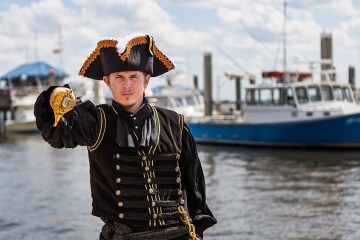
<box><xmin>79</xmin><ymin>35</ymin><xmax>175</xmax><ymax>80</ymax></box>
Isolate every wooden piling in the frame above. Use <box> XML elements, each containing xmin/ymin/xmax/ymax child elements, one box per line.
<box><xmin>0</xmin><ymin>88</ymin><xmax>11</xmax><ymax>136</ymax></box>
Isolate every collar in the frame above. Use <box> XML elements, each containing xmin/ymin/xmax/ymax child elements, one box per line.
<box><xmin>111</xmin><ymin>98</ymin><xmax>152</xmax><ymax>119</ymax></box>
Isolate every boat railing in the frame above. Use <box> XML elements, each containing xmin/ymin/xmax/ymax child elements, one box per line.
<box><xmin>11</xmin><ymin>86</ymin><xmax>42</xmax><ymax>97</ymax></box>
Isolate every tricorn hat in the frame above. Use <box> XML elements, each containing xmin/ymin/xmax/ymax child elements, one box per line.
<box><xmin>79</xmin><ymin>35</ymin><xmax>174</xmax><ymax>80</ymax></box>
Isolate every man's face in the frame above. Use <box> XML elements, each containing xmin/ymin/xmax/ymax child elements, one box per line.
<box><xmin>103</xmin><ymin>71</ymin><xmax>150</xmax><ymax>113</ymax></box>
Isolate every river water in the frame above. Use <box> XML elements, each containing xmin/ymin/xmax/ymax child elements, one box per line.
<box><xmin>1</xmin><ymin>134</ymin><xmax>360</xmax><ymax>240</ymax></box>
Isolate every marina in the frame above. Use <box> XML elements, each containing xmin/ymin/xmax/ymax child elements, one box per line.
<box><xmin>2</xmin><ymin>134</ymin><xmax>360</xmax><ymax>239</ymax></box>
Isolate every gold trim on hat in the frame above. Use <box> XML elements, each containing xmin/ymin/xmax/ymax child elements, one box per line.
<box><xmin>79</xmin><ymin>39</ymin><xmax>118</xmax><ymax>76</ymax></box>
<box><xmin>79</xmin><ymin>36</ymin><xmax>174</xmax><ymax>77</ymax></box>
<box><xmin>120</xmin><ymin>36</ymin><xmax>148</xmax><ymax>61</ymax></box>
<box><xmin>120</xmin><ymin>36</ymin><xmax>174</xmax><ymax>71</ymax></box>
<box><xmin>153</xmin><ymin>44</ymin><xmax>175</xmax><ymax>71</ymax></box>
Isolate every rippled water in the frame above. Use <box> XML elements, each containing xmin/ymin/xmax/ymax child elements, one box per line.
<box><xmin>1</xmin><ymin>134</ymin><xmax>360</xmax><ymax>240</ymax></box>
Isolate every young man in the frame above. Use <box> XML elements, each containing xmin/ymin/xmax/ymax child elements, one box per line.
<box><xmin>34</xmin><ymin>35</ymin><xmax>216</xmax><ymax>240</ymax></box>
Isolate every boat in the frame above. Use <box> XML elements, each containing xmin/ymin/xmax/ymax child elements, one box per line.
<box><xmin>5</xmin><ymin>94</ymin><xmax>39</xmax><ymax>134</ymax></box>
<box><xmin>0</xmin><ymin>61</ymin><xmax>68</xmax><ymax>134</ymax></box>
<box><xmin>147</xmin><ymin>84</ymin><xmax>205</xmax><ymax>119</ymax></box>
<box><xmin>187</xmin><ymin>71</ymin><xmax>360</xmax><ymax>147</ymax></box>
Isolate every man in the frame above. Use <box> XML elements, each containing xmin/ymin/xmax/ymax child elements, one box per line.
<box><xmin>34</xmin><ymin>35</ymin><xmax>216</xmax><ymax>240</ymax></box>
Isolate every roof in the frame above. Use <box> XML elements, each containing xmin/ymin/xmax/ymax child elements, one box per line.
<box><xmin>262</xmin><ymin>70</ymin><xmax>312</xmax><ymax>82</ymax></box>
<box><xmin>0</xmin><ymin>61</ymin><xmax>69</xmax><ymax>80</ymax></box>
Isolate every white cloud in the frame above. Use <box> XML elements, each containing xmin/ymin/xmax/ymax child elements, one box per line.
<box><xmin>0</xmin><ymin>0</ymin><xmax>360</xmax><ymax>97</ymax></box>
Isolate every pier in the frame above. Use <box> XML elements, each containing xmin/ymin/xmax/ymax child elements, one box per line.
<box><xmin>0</xmin><ymin>88</ymin><xmax>11</xmax><ymax>136</ymax></box>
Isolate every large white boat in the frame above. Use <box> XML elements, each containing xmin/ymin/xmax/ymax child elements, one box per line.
<box><xmin>187</xmin><ymin>71</ymin><xmax>360</xmax><ymax>147</ymax></box>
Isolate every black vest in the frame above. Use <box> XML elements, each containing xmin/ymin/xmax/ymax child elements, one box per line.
<box><xmin>87</xmin><ymin>104</ymin><xmax>185</xmax><ymax>229</ymax></box>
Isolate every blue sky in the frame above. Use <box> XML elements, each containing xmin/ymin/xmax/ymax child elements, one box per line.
<box><xmin>0</xmin><ymin>0</ymin><xmax>360</xmax><ymax>100</ymax></box>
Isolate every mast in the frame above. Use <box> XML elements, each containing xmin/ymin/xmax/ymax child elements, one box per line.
<box><xmin>283</xmin><ymin>1</ymin><xmax>287</xmax><ymax>80</ymax></box>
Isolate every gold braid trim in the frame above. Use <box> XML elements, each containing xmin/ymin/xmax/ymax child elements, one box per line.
<box><xmin>79</xmin><ymin>39</ymin><xmax>118</xmax><ymax>76</ymax></box>
<box><xmin>88</xmin><ymin>107</ymin><xmax>106</xmax><ymax>152</ymax></box>
<box><xmin>153</xmin><ymin>44</ymin><xmax>175</xmax><ymax>71</ymax></box>
<box><xmin>120</xmin><ymin>36</ymin><xmax>148</xmax><ymax>61</ymax></box>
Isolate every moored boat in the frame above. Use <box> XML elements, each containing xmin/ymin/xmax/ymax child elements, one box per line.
<box><xmin>187</xmin><ymin>71</ymin><xmax>360</xmax><ymax>147</ymax></box>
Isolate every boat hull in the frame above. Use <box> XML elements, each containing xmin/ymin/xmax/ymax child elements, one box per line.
<box><xmin>187</xmin><ymin>112</ymin><xmax>360</xmax><ymax>147</ymax></box>
<box><xmin>6</xmin><ymin>121</ymin><xmax>39</xmax><ymax>134</ymax></box>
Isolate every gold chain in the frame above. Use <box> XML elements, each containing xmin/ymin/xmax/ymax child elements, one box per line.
<box><xmin>178</xmin><ymin>206</ymin><xmax>200</xmax><ymax>240</ymax></box>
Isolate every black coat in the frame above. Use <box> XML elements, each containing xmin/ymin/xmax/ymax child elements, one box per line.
<box><xmin>34</xmin><ymin>88</ymin><xmax>216</xmax><ymax>237</ymax></box>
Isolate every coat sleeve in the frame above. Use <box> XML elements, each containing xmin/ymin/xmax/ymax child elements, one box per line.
<box><xmin>179</xmin><ymin>123</ymin><xmax>217</xmax><ymax>238</ymax></box>
<box><xmin>34</xmin><ymin>85</ymin><xmax>101</xmax><ymax>149</ymax></box>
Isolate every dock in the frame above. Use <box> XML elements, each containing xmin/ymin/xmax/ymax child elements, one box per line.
<box><xmin>0</xmin><ymin>88</ymin><xmax>11</xmax><ymax>136</ymax></box>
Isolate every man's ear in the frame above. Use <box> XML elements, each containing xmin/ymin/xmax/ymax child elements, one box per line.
<box><xmin>144</xmin><ymin>74</ymin><xmax>150</xmax><ymax>88</ymax></box>
<box><xmin>103</xmin><ymin>76</ymin><xmax>111</xmax><ymax>88</ymax></box>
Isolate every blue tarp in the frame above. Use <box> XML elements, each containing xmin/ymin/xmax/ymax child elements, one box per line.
<box><xmin>0</xmin><ymin>61</ymin><xmax>68</xmax><ymax>80</ymax></box>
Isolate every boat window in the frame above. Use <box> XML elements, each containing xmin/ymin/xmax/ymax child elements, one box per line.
<box><xmin>246</xmin><ymin>89</ymin><xmax>257</xmax><ymax>105</ymax></box>
<box><xmin>333</xmin><ymin>86</ymin><xmax>345</xmax><ymax>101</ymax></box>
<box><xmin>175</xmin><ymin>97</ymin><xmax>184</xmax><ymax>107</ymax></box>
<box><xmin>259</xmin><ymin>88</ymin><xmax>272</xmax><ymax>105</ymax></box>
<box><xmin>155</xmin><ymin>97</ymin><xmax>171</xmax><ymax>108</ymax></box>
<box><xmin>286</xmin><ymin>88</ymin><xmax>295</xmax><ymax>105</ymax></box>
<box><xmin>343</xmin><ymin>87</ymin><xmax>354</xmax><ymax>102</ymax></box>
<box><xmin>308</xmin><ymin>85</ymin><xmax>322</xmax><ymax>102</ymax></box>
<box><xmin>186</xmin><ymin>96</ymin><xmax>194</xmax><ymax>106</ymax></box>
<box><xmin>272</xmin><ymin>88</ymin><xmax>285</xmax><ymax>105</ymax></box>
<box><xmin>321</xmin><ymin>85</ymin><xmax>334</xmax><ymax>101</ymax></box>
<box><xmin>295</xmin><ymin>87</ymin><xmax>309</xmax><ymax>104</ymax></box>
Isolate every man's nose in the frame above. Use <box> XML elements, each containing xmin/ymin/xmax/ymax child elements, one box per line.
<box><xmin>123</xmin><ymin>78</ymin><xmax>131</xmax><ymax>87</ymax></box>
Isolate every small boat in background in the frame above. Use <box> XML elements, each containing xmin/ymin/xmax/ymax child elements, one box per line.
<box><xmin>147</xmin><ymin>84</ymin><xmax>205</xmax><ymax>119</ymax></box>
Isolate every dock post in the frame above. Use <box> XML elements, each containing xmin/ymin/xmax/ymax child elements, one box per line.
<box><xmin>203</xmin><ymin>52</ymin><xmax>213</xmax><ymax>116</ymax></box>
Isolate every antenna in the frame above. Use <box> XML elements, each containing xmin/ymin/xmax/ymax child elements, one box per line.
<box><xmin>53</xmin><ymin>26</ymin><xmax>64</xmax><ymax>79</ymax></box>
<box><xmin>283</xmin><ymin>0</ymin><xmax>288</xmax><ymax>79</ymax></box>
<box><xmin>283</xmin><ymin>1</ymin><xmax>287</xmax><ymax>73</ymax></box>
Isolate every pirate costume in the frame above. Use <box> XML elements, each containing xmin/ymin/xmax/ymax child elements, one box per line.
<box><xmin>34</xmin><ymin>35</ymin><xmax>216</xmax><ymax>240</ymax></box>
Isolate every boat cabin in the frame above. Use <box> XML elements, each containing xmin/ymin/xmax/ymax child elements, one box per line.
<box><xmin>244</xmin><ymin>71</ymin><xmax>358</xmax><ymax>123</ymax></box>
<box><xmin>147</xmin><ymin>85</ymin><xmax>205</xmax><ymax>118</ymax></box>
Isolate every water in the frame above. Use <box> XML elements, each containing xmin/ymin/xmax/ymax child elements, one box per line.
<box><xmin>1</xmin><ymin>134</ymin><xmax>360</xmax><ymax>240</ymax></box>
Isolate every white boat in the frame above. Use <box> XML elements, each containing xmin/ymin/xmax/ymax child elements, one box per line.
<box><xmin>1</xmin><ymin>61</ymin><xmax>68</xmax><ymax>134</ymax></box>
<box><xmin>147</xmin><ymin>85</ymin><xmax>205</xmax><ymax>119</ymax></box>
<box><xmin>5</xmin><ymin>90</ymin><xmax>39</xmax><ymax>134</ymax></box>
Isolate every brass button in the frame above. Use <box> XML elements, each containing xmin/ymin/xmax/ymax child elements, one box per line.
<box><xmin>116</xmin><ymin>190</ymin><xmax>121</xmax><ymax>195</ymax></box>
<box><xmin>149</xmin><ymin>189</ymin><xmax>154</xmax><ymax>194</ymax></box>
<box><xmin>118</xmin><ymin>201</ymin><xmax>124</xmax><ymax>207</ymax></box>
<box><xmin>142</xmin><ymin>156</ymin><xmax>147</xmax><ymax>161</ymax></box>
<box><xmin>175</xmin><ymin>166</ymin><xmax>180</xmax><ymax>172</ymax></box>
<box><xmin>145</xmin><ymin>166</ymin><xmax>150</xmax><ymax>171</ymax></box>
<box><xmin>153</xmin><ymin>214</ymin><xmax>157</xmax><ymax>219</ymax></box>
<box><xmin>147</xmin><ymin>178</ymin><xmax>152</xmax><ymax>183</ymax></box>
<box><xmin>116</xmin><ymin>165</ymin><xmax>120</xmax><ymax>171</ymax></box>
<box><xmin>180</xmin><ymin>199</ymin><xmax>185</xmax><ymax>205</ymax></box>
<box><xmin>176</xmin><ymin>154</ymin><xmax>180</xmax><ymax>160</ymax></box>
<box><xmin>177</xmin><ymin>190</ymin><xmax>182</xmax><ymax>195</ymax></box>
<box><xmin>116</xmin><ymin>178</ymin><xmax>121</xmax><ymax>183</ymax></box>
<box><xmin>116</xmin><ymin>154</ymin><xmax>120</xmax><ymax>159</ymax></box>
<box><xmin>176</xmin><ymin>178</ymin><xmax>181</xmax><ymax>183</ymax></box>
<box><xmin>119</xmin><ymin>213</ymin><xmax>124</xmax><ymax>219</ymax></box>
<box><xmin>152</xmin><ymin>201</ymin><xmax>156</xmax><ymax>207</ymax></box>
